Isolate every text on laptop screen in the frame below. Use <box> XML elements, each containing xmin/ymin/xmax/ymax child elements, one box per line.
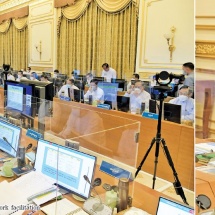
<box><xmin>0</xmin><ymin>120</ymin><xmax>21</xmax><ymax>157</ymax></box>
<box><xmin>34</xmin><ymin>139</ymin><xmax>97</xmax><ymax>199</ymax></box>
<box><xmin>156</xmin><ymin>197</ymin><xmax>194</xmax><ymax>215</ymax></box>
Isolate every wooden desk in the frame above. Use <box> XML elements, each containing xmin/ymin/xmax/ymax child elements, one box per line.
<box><xmin>0</xmin><ymin>133</ymin><xmax>190</xmax><ymax>215</ymax></box>
<box><xmin>50</xmin><ymin>98</ymin><xmax>194</xmax><ymax>190</ymax></box>
<box><xmin>0</xmin><ymin>87</ymin><xmax>194</xmax><ymax>190</ymax></box>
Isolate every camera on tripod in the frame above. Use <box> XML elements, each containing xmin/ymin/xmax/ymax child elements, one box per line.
<box><xmin>152</xmin><ymin>71</ymin><xmax>184</xmax><ymax>99</ymax></box>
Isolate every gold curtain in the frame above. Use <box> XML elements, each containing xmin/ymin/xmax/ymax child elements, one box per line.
<box><xmin>0</xmin><ymin>22</ymin><xmax>28</xmax><ymax>70</ymax></box>
<box><xmin>57</xmin><ymin>1</ymin><xmax>138</xmax><ymax>78</ymax></box>
<box><xmin>0</xmin><ymin>19</ymin><xmax>11</xmax><ymax>33</ymax></box>
<box><xmin>12</xmin><ymin>17</ymin><xmax>28</xmax><ymax>30</ymax></box>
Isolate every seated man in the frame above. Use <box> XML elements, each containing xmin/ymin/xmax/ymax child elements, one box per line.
<box><xmin>7</xmin><ymin>72</ymin><xmax>15</xmax><ymax>81</ymax></box>
<box><xmin>124</xmin><ymin>80</ymin><xmax>151</xmax><ymax>111</ymax></box>
<box><xmin>101</xmin><ymin>63</ymin><xmax>116</xmax><ymax>82</ymax></box>
<box><xmin>169</xmin><ymin>85</ymin><xmax>194</xmax><ymax>121</ymax></box>
<box><xmin>40</xmin><ymin>75</ymin><xmax>50</xmax><ymax>83</ymax></box>
<box><xmin>58</xmin><ymin>79</ymin><xmax>79</xmax><ymax>97</ymax></box>
<box><xmin>16</xmin><ymin>70</ymin><xmax>28</xmax><ymax>82</ymax></box>
<box><xmin>127</xmin><ymin>73</ymin><xmax>139</xmax><ymax>90</ymax></box>
<box><xmin>30</xmin><ymin>72</ymin><xmax>38</xmax><ymax>81</ymax></box>
<box><xmin>84</xmin><ymin>79</ymin><xmax>104</xmax><ymax>104</ymax></box>
<box><xmin>53</xmin><ymin>69</ymin><xmax>59</xmax><ymax>78</ymax></box>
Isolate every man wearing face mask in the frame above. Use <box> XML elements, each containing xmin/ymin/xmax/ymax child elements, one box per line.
<box><xmin>58</xmin><ymin>79</ymin><xmax>79</xmax><ymax>97</ymax></box>
<box><xmin>169</xmin><ymin>85</ymin><xmax>194</xmax><ymax>121</ymax></box>
<box><xmin>53</xmin><ymin>69</ymin><xmax>59</xmax><ymax>78</ymax></box>
<box><xmin>127</xmin><ymin>73</ymin><xmax>139</xmax><ymax>90</ymax></box>
<box><xmin>124</xmin><ymin>80</ymin><xmax>151</xmax><ymax>111</ymax></box>
<box><xmin>84</xmin><ymin>79</ymin><xmax>104</xmax><ymax>104</ymax></box>
<box><xmin>30</xmin><ymin>72</ymin><xmax>38</xmax><ymax>81</ymax></box>
<box><xmin>7</xmin><ymin>72</ymin><xmax>15</xmax><ymax>81</ymax></box>
<box><xmin>16</xmin><ymin>71</ymin><xmax>28</xmax><ymax>82</ymax></box>
<box><xmin>85</xmin><ymin>72</ymin><xmax>93</xmax><ymax>86</ymax></box>
<box><xmin>182</xmin><ymin>62</ymin><xmax>194</xmax><ymax>98</ymax></box>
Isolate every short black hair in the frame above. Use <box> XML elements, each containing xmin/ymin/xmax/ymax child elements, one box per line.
<box><xmin>133</xmin><ymin>74</ymin><xmax>139</xmax><ymax>79</ymax></box>
<box><xmin>18</xmin><ymin>70</ymin><xmax>23</xmax><ymax>75</ymax></box>
<box><xmin>41</xmin><ymin>75</ymin><xmax>48</xmax><ymax>79</ymax></box>
<box><xmin>54</xmin><ymin>69</ymin><xmax>59</xmax><ymax>73</ymax></box>
<box><xmin>102</xmin><ymin>63</ymin><xmax>109</xmax><ymax>68</ymax></box>
<box><xmin>27</xmin><ymin>67</ymin><xmax>31</xmax><ymax>70</ymax></box>
<box><xmin>90</xmin><ymin>79</ymin><xmax>98</xmax><ymax>85</ymax></box>
<box><xmin>68</xmin><ymin>78</ymin><xmax>75</xmax><ymax>84</ymax></box>
<box><xmin>183</xmin><ymin>62</ymin><xmax>194</xmax><ymax>70</ymax></box>
<box><xmin>135</xmin><ymin>80</ymin><xmax>144</xmax><ymax>86</ymax></box>
<box><xmin>86</xmin><ymin>72</ymin><xmax>93</xmax><ymax>78</ymax></box>
<box><xmin>179</xmin><ymin>85</ymin><xmax>189</xmax><ymax>90</ymax></box>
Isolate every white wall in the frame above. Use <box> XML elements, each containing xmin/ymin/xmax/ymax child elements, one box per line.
<box><xmin>28</xmin><ymin>0</ymin><xmax>57</xmax><ymax>71</ymax></box>
<box><xmin>136</xmin><ymin>0</ymin><xmax>194</xmax><ymax>77</ymax></box>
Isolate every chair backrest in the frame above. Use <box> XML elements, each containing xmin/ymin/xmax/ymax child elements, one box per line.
<box><xmin>203</xmin><ymin>88</ymin><xmax>212</xmax><ymax>139</ymax></box>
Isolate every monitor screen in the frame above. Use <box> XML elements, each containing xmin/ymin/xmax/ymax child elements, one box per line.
<box><xmin>98</xmin><ymin>82</ymin><xmax>118</xmax><ymax>102</ymax></box>
<box><xmin>156</xmin><ymin>197</ymin><xmax>194</xmax><ymax>215</ymax></box>
<box><xmin>34</xmin><ymin>139</ymin><xmax>97</xmax><ymax>199</ymax></box>
<box><xmin>5</xmin><ymin>81</ymin><xmax>34</xmax><ymax>116</ymax></box>
<box><xmin>164</xmin><ymin>103</ymin><xmax>181</xmax><ymax>124</ymax></box>
<box><xmin>111</xmin><ymin>79</ymin><xmax>126</xmax><ymax>90</ymax></box>
<box><xmin>149</xmin><ymin>99</ymin><xmax>157</xmax><ymax>114</ymax></box>
<box><xmin>117</xmin><ymin>96</ymin><xmax>130</xmax><ymax>112</ymax></box>
<box><xmin>73</xmin><ymin>89</ymin><xmax>84</xmax><ymax>103</ymax></box>
<box><xmin>7</xmin><ymin>85</ymin><xmax>24</xmax><ymax>111</ymax></box>
<box><xmin>0</xmin><ymin>120</ymin><xmax>21</xmax><ymax>157</ymax></box>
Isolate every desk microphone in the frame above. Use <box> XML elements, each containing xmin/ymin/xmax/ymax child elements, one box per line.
<box><xmin>26</xmin><ymin>143</ymin><xmax>33</xmax><ymax>151</ymax></box>
<box><xmin>83</xmin><ymin>175</ymin><xmax>104</xmax><ymax>211</ymax></box>
<box><xmin>3</xmin><ymin>137</ymin><xmax>17</xmax><ymax>153</ymax></box>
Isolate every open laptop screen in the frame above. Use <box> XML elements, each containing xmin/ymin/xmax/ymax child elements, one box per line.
<box><xmin>156</xmin><ymin>197</ymin><xmax>194</xmax><ymax>215</ymax></box>
<box><xmin>34</xmin><ymin>139</ymin><xmax>97</xmax><ymax>199</ymax></box>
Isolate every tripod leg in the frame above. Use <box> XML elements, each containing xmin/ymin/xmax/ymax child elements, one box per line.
<box><xmin>152</xmin><ymin>138</ymin><xmax>160</xmax><ymax>189</ymax></box>
<box><xmin>161</xmin><ymin>138</ymin><xmax>188</xmax><ymax>205</ymax></box>
<box><xmin>135</xmin><ymin>137</ymin><xmax>156</xmax><ymax>178</ymax></box>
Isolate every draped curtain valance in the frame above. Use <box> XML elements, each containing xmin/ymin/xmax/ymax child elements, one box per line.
<box><xmin>0</xmin><ymin>17</ymin><xmax>28</xmax><ymax>33</ymax></box>
<box><xmin>0</xmin><ymin>19</ymin><xmax>11</xmax><ymax>33</ymax></box>
<box><xmin>61</xmin><ymin>0</ymin><xmax>138</xmax><ymax>20</ymax></box>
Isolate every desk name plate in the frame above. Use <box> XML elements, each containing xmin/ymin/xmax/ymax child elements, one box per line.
<box><xmin>100</xmin><ymin>161</ymin><xmax>133</xmax><ymax>180</ymax></box>
<box><xmin>142</xmin><ymin>111</ymin><xmax>159</xmax><ymax>120</ymax></box>
<box><xmin>26</xmin><ymin>129</ymin><xmax>43</xmax><ymax>141</ymax></box>
<box><xmin>59</xmin><ymin>95</ymin><xmax>71</xmax><ymax>101</ymax></box>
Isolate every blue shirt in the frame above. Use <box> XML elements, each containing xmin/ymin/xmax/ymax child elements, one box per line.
<box><xmin>169</xmin><ymin>97</ymin><xmax>194</xmax><ymax>121</ymax></box>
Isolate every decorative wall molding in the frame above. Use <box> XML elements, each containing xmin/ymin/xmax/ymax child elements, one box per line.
<box><xmin>0</xmin><ymin>0</ymin><xmax>31</xmax><ymax>12</ymax></box>
<box><xmin>196</xmin><ymin>16</ymin><xmax>215</xmax><ymax>19</ymax></box>
<box><xmin>196</xmin><ymin>68</ymin><xmax>215</xmax><ymax>74</ymax></box>
<box><xmin>29</xmin><ymin>1</ymin><xmax>53</xmax><ymax>21</ymax></box>
<box><xmin>196</xmin><ymin>25</ymin><xmax>215</xmax><ymax>30</ymax></box>
<box><xmin>196</xmin><ymin>40</ymin><xmax>215</xmax><ymax>59</ymax></box>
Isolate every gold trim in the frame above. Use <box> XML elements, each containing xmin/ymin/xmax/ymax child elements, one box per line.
<box><xmin>139</xmin><ymin>65</ymin><xmax>182</xmax><ymax>69</ymax></box>
<box><xmin>196</xmin><ymin>25</ymin><xmax>215</xmax><ymax>30</ymax></box>
<box><xmin>196</xmin><ymin>40</ymin><xmax>215</xmax><ymax>59</ymax></box>
<box><xmin>196</xmin><ymin>68</ymin><xmax>215</xmax><ymax>74</ymax></box>
<box><xmin>196</xmin><ymin>16</ymin><xmax>215</xmax><ymax>19</ymax></box>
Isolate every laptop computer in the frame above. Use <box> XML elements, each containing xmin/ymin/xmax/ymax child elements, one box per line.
<box><xmin>156</xmin><ymin>197</ymin><xmax>194</xmax><ymax>215</ymax></box>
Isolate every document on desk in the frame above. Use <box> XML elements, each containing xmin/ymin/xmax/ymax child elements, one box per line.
<box><xmin>41</xmin><ymin>198</ymin><xmax>88</xmax><ymax>215</ymax></box>
<box><xmin>0</xmin><ymin>180</ymin><xmax>28</xmax><ymax>215</ymax></box>
<box><xmin>195</xmin><ymin>142</ymin><xmax>215</xmax><ymax>154</ymax></box>
<box><xmin>10</xmin><ymin>171</ymin><xmax>56</xmax><ymax>201</ymax></box>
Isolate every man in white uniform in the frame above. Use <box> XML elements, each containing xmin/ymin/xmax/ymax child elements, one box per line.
<box><xmin>16</xmin><ymin>71</ymin><xmax>28</xmax><ymax>82</ymax></box>
<box><xmin>84</xmin><ymin>79</ymin><xmax>104</xmax><ymax>104</ymax></box>
<box><xmin>58</xmin><ymin>79</ymin><xmax>79</xmax><ymax>97</ymax></box>
<box><xmin>169</xmin><ymin>85</ymin><xmax>194</xmax><ymax>121</ymax></box>
<box><xmin>7</xmin><ymin>72</ymin><xmax>15</xmax><ymax>81</ymax></box>
<box><xmin>124</xmin><ymin>80</ymin><xmax>151</xmax><ymax>111</ymax></box>
<box><xmin>101</xmin><ymin>63</ymin><xmax>116</xmax><ymax>82</ymax></box>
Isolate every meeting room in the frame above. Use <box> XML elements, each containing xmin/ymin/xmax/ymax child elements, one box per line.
<box><xmin>0</xmin><ymin>0</ymin><xmax>195</xmax><ymax>214</ymax></box>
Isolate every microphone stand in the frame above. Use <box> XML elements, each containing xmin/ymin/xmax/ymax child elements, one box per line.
<box><xmin>135</xmin><ymin>90</ymin><xmax>188</xmax><ymax>205</ymax></box>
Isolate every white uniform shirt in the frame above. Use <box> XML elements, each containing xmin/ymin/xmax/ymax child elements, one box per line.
<box><xmin>169</xmin><ymin>97</ymin><xmax>194</xmax><ymax>121</ymax></box>
<box><xmin>124</xmin><ymin>90</ymin><xmax>151</xmax><ymax>110</ymax></box>
<box><xmin>16</xmin><ymin>76</ymin><xmax>28</xmax><ymax>82</ymax></box>
<box><xmin>58</xmin><ymin>84</ymin><xmax>79</xmax><ymax>97</ymax></box>
<box><xmin>84</xmin><ymin>87</ymin><xmax>104</xmax><ymax>102</ymax></box>
<box><xmin>7</xmin><ymin>74</ymin><xmax>15</xmax><ymax>81</ymax></box>
<box><xmin>101</xmin><ymin>67</ymin><xmax>116</xmax><ymax>82</ymax></box>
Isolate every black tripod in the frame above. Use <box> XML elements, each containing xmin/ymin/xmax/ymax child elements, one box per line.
<box><xmin>135</xmin><ymin>91</ymin><xmax>188</xmax><ymax>205</ymax></box>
